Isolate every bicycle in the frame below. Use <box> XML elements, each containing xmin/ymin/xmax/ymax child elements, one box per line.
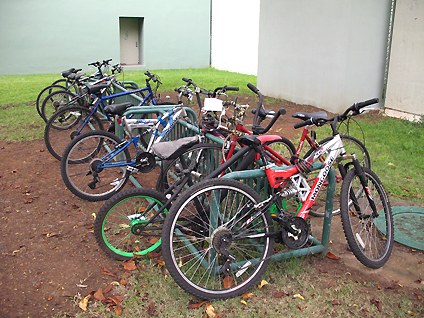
<box><xmin>60</xmin><ymin>100</ymin><xmax>195</xmax><ymax>201</ymax></box>
<box><xmin>37</xmin><ymin>59</ymin><xmax>115</xmax><ymax>122</ymax></box>
<box><xmin>160</xmin><ymin>94</ymin><xmax>393</xmax><ymax>300</ymax></box>
<box><xmin>92</xmin><ymin>84</ymin><xmax>290</xmax><ymax>260</ymax></box>
<box><xmin>156</xmin><ymin>80</ymin><xmax>295</xmax><ymax>192</ymax></box>
<box><xmin>43</xmin><ymin>70</ymin><xmax>172</xmax><ymax>161</ymax></box>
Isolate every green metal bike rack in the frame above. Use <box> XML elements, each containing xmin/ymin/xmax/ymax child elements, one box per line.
<box><xmin>222</xmin><ymin>163</ymin><xmax>336</xmax><ymax>259</ymax></box>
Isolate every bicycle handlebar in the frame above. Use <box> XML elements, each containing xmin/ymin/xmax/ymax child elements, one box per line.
<box><xmin>247</xmin><ymin>83</ymin><xmax>286</xmax><ymax>135</ymax></box>
<box><xmin>293</xmin><ymin>98</ymin><xmax>380</xmax><ymax>130</ymax></box>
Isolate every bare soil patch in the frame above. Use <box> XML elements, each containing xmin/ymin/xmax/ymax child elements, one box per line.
<box><xmin>1</xmin><ymin>96</ymin><xmax>423</xmax><ymax>317</ymax></box>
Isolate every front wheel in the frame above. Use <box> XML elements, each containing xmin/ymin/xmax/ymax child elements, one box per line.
<box><xmin>156</xmin><ymin>143</ymin><xmax>223</xmax><ymax>192</ymax></box>
<box><xmin>94</xmin><ymin>188</ymin><xmax>168</xmax><ymax>260</ymax></box>
<box><xmin>340</xmin><ymin>167</ymin><xmax>393</xmax><ymax>269</ymax></box>
<box><xmin>61</xmin><ymin>130</ymin><xmax>131</xmax><ymax>201</ymax></box>
<box><xmin>161</xmin><ymin>178</ymin><xmax>274</xmax><ymax>300</ymax></box>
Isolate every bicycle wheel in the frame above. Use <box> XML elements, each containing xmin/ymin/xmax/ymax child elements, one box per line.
<box><xmin>61</xmin><ymin>130</ymin><xmax>131</xmax><ymax>201</ymax></box>
<box><xmin>263</xmin><ymin>137</ymin><xmax>296</xmax><ymax>166</ymax></box>
<box><xmin>94</xmin><ymin>188</ymin><xmax>168</xmax><ymax>260</ymax></box>
<box><xmin>44</xmin><ymin>105</ymin><xmax>105</xmax><ymax>161</ymax></box>
<box><xmin>340</xmin><ymin>167</ymin><xmax>393</xmax><ymax>269</ymax></box>
<box><xmin>36</xmin><ymin>84</ymin><xmax>66</xmax><ymax>118</ymax></box>
<box><xmin>305</xmin><ymin>135</ymin><xmax>371</xmax><ymax>217</ymax></box>
<box><xmin>41</xmin><ymin>90</ymin><xmax>83</xmax><ymax>122</ymax></box>
<box><xmin>156</xmin><ymin>143</ymin><xmax>224</xmax><ymax>192</ymax></box>
<box><xmin>161</xmin><ymin>178</ymin><xmax>274</xmax><ymax>300</ymax></box>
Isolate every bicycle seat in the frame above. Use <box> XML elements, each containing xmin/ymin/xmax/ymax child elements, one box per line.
<box><xmin>292</xmin><ymin>111</ymin><xmax>327</xmax><ymax>121</ymax></box>
<box><xmin>86</xmin><ymin>83</ymin><xmax>110</xmax><ymax>95</ymax></box>
<box><xmin>104</xmin><ymin>102</ymin><xmax>134</xmax><ymax>116</ymax></box>
<box><xmin>68</xmin><ymin>73</ymin><xmax>86</xmax><ymax>81</ymax></box>
<box><xmin>61</xmin><ymin>68</ymin><xmax>76</xmax><ymax>78</ymax></box>
<box><xmin>152</xmin><ymin>136</ymin><xmax>200</xmax><ymax>160</ymax></box>
<box><xmin>237</xmin><ymin>135</ymin><xmax>261</xmax><ymax>147</ymax></box>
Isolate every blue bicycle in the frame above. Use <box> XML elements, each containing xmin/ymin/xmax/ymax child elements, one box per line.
<box><xmin>43</xmin><ymin>71</ymin><xmax>173</xmax><ymax>161</ymax></box>
<box><xmin>60</xmin><ymin>102</ymin><xmax>192</xmax><ymax>201</ymax></box>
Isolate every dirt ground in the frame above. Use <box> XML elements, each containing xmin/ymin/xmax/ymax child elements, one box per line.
<box><xmin>1</xmin><ymin>95</ymin><xmax>423</xmax><ymax>317</ymax></box>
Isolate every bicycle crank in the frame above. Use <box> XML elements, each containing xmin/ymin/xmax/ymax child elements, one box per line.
<box><xmin>134</xmin><ymin>152</ymin><xmax>156</xmax><ymax>173</ymax></box>
<box><xmin>280</xmin><ymin>217</ymin><xmax>309</xmax><ymax>249</ymax></box>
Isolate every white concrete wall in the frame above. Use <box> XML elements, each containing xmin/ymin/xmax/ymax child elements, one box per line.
<box><xmin>211</xmin><ymin>0</ymin><xmax>260</xmax><ymax>75</ymax></box>
<box><xmin>385</xmin><ymin>0</ymin><xmax>424</xmax><ymax>119</ymax></box>
<box><xmin>256</xmin><ymin>0</ymin><xmax>392</xmax><ymax>113</ymax></box>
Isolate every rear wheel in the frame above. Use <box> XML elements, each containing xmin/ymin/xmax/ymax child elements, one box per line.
<box><xmin>44</xmin><ymin>105</ymin><xmax>104</xmax><ymax>161</ymax></box>
<box><xmin>41</xmin><ymin>90</ymin><xmax>85</xmax><ymax>122</ymax></box>
<box><xmin>60</xmin><ymin>130</ymin><xmax>131</xmax><ymax>201</ymax></box>
<box><xmin>263</xmin><ymin>137</ymin><xmax>296</xmax><ymax>166</ymax></box>
<box><xmin>340</xmin><ymin>167</ymin><xmax>393</xmax><ymax>268</ymax></box>
<box><xmin>94</xmin><ymin>188</ymin><xmax>168</xmax><ymax>260</ymax></box>
<box><xmin>36</xmin><ymin>84</ymin><xmax>66</xmax><ymax>119</ymax></box>
<box><xmin>161</xmin><ymin>178</ymin><xmax>274</xmax><ymax>300</ymax></box>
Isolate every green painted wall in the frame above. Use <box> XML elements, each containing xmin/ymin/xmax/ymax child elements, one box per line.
<box><xmin>0</xmin><ymin>0</ymin><xmax>211</xmax><ymax>75</ymax></box>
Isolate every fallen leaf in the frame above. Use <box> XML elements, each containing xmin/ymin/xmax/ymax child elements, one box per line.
<box><xmin>223</xmin><ymin>276</ymin><xmax>233</xmax><ymax>289</ymax></box>
<box><xmin>293</xmin><ymin>294</ymin><xmax>305</xmax><ymax>300</ymax></box>
<box><xmin>377</xmin><ymin>283</ymin><xmax>381</xmax><ymax>290</ymax></box>
<box><xmin>47</xmin><ymin>295</ymin><xmax>53</xmax><ymax>301</ymax></box>
<box><xmin>120</xmin><ymin>278</ymin><xmax>127</xmax><ymax>286</ymax></box>
<box><xmin>388</xmin><ymin>163</ymin><xmax>395</xmax><ymax>166</ymax></box>
<box><xmin>407</xmin><ymin>310</ymin><xmax>417</xmax><ymax>316</ymax></box>
<box><xmin>94</xmin><ymin>288</ymin><xmax>105</xmax><ymax>301</ymax></box>
<box><xmin>370</xmin><ymin>298</ymin><xmax>382</xmax><ymax>312</ymax></box>
<box><xmin>103</xmin><ymin>284</ymin><xmax>113</xmax><ymax>294</ymax></box>
<box><xmin>115</xmin><ymin>306</ymin><xmax>123</xmax><ymax>315</ymax></box>
<box><xmin>188</xmin><ymin>301</ymin><xmax>207</xmax><ymax>309</ymax></box>
<box><xmin>241</xmin><ymin>292</ymin><xmax>254</xmax><ymax>300</ymax></box>
<box><xmin>297</xmin><ymin>305</ymin><xmax>303</xmax><ymax>312</ymax></box>
<box><xmin>414</xmin><ymin>278</ymin><xmax>422</xmax><ymax>284</ymax></box>
<box><xmin>101</xmin><ymin>266</ymin><xmax>117</xmax><ymax>277</ymax></box>
<box><xmin>205</xmin><ymin>303</ymin><xmax>216</xmax><ymax>318</ymax></box>
<box><xmin>240</xmin><ymin>300</ymin><xmax>247</xmax><ymax>305</ymax></box>
<box><xmin>385</xmin><ymin>284</ymin><xmax>400</xmax><ymax>290</ymax></box>
<box><xmin>326</xmin><ymin>251</ymin><xmax>341</xmax><ymax>260</ymax></box>
<box><xmin>122</xmin><ymin>260</ymin><xmax>137</xmax><ymax>271</ymax></box>
<box><xmin>147</xmin><ymin>301</ymin><xmax>157</xmax><ymax>316</ymax></box>
<box><xmin>156</xmin><ymin>259</ymin><xmax>165</xmax><ymax>269</ymax></box>
<box><xmin>258</xmin><ymin>280</ymin><xmax>268</xmax><ymax>289</ymax></box>
<box><xmin>401</xmin><ymin>187</ymin><xmax>410</xmax><ymax>192</ymax></box>
<box><xmin>273</xmin><ymin>292</ymin><xmax>288</xmax><ymax>298</ymax></box>
<box><xmin>147</xmin><ymin>252</ymin><xmax>161</xmax><ymax>258</ymax></box>
<box><xmin>79</xmin><ymin>293</ymin><xmax>92</xmax><ymax>311</ymax></box>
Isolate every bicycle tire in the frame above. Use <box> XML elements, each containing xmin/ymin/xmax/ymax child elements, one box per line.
<box><xmin>161</xmin><ymin>178</ymin><xmax>274</xmax><ymax>300</ymax></box>
<box><xmin>304</xmin><ymin>135</ymin><xmax>371</xmax><ymax>217</ymax></box>
<box><xmin>94</xmin><ymin>188</ymin><xmax>168</xmax><ymax>260</ymax></box>
<box><xmin>156</xmin><ymin>143</ymin><xmax>223</xmax><ymax>192</ymax></box>
<box><xmin>40</xmin><ymin>90</ymin><xmax>83</xmax><ymax>122</ymax></box>
<box><xmin>36</xmin><ymin>84</ymin><xmax>66</xmax><ymax>118</ymax></box>
<box><xmin>44</xmin><ymin>105</ymin><xmax>105</xmax><ymax>161</ymax></box>
<box><xmin>263</xmin><ymin>137</ymin><xmax>296</xmax><ymax>166</ymax></box>
<box><xmin>340</xmin><ymin>167</ymin><xmax>393</xmax><ymax>269</ymax></box>
<box><xmin>61</xmin><ymin>130</ymin><xmax>131</xmax><ymax>201</ymax></box>
<box><xmin>51</xmin><ymin>78</ymin><xmax>67</xmax><ymax>87</ymax></box>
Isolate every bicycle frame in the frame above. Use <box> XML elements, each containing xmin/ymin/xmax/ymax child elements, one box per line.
<box><xmin>96</xmin><ymin>106</ymin><xmax>185</xmax><ymax>170</ymax></box>
<box><xmin>265</xmin><ymin>134</ymin><xmax>345</xmax><ymax>219</ymax></box>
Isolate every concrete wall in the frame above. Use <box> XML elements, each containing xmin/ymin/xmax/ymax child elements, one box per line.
<box><xmin>211</xmin><ymin>0</ymin><xmax>260</xmax><ymax>75</ymax></box>
<box><xmin>256</xmin><ymin>0</ymin><xmax>392</xmax><ymax>113</ymax></box>
<box><xmin>0</xmin><ymin>0</ymin><xmax>211</xmax><ymax>75</ymax></box>
<box><xmin>385</xmin><ymin>0</ymin><xmax>424</xmax><ymax>120</ymax></box>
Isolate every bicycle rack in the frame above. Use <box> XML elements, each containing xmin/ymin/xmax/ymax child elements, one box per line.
<box><xmin>222</xmin><ymin>163</ymin><xmax>336</xmax><ymax>259</ymax></box>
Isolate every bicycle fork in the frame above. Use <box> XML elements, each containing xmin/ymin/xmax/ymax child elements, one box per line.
<box><xmin>337</xmin><ymin>155</ymin><xmax>378</xmax><ymax>218</ymax></box>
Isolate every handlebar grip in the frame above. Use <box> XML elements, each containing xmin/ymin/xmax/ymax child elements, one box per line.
<box><xmin>103</xmin><ymin>59</ymin><xmax>112</xmax><ymax>65</ymax></box>
<box><xmin>226</xmin><ymin>86</ymin><xmax>239</xmax><ymax>91</ymax></box>
<box><xmin>294</xmin><ymin>118</ymin><xmax>313</xmax><ymax>129</ymax></box>
<box><xmin>355</xmin><ymin>98</ymin><xmax>379</xmax><ymax>110</ymax></box>
<box><xmin>247</xmin><ymin>83</ymin><xmax>259</xmax><ymax>94</ymax></box>
<box><xmin>182</xmin><ymin>78</ymin><xmax>190</xmax><ymax>83</ymax></box>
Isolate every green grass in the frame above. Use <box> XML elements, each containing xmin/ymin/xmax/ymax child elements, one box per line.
<box><xmin>55</xmin><ymin>257</ymin><xmax>424</xmax><ymax>317</ymax></box>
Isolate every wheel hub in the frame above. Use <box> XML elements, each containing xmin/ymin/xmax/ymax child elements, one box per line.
<box><xmin>211</xmin><ymin>227</ymin><xmax>233</xmax><ymax>252</ymax></box>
